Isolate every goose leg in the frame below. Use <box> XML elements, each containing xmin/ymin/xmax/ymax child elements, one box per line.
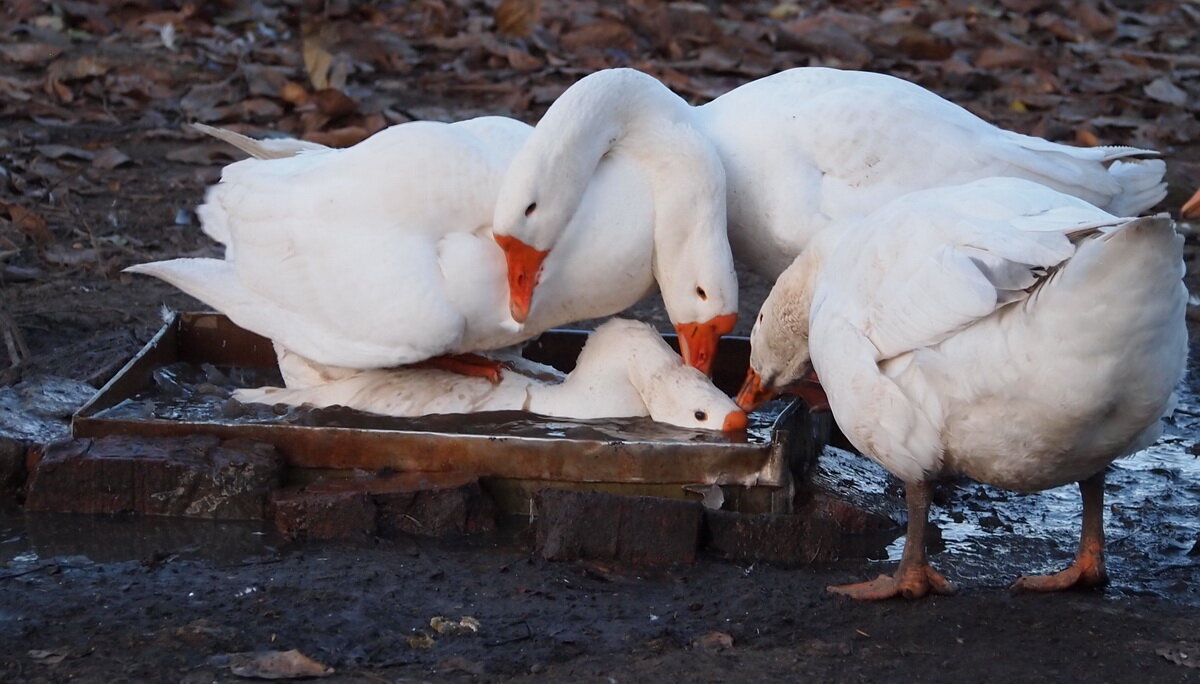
<box><xmin>413</xmin><ymin>354</ymin><xmax>508</xmax><ymax>384</ymax></box>
<box><xmin>1012</xmin><ymin>472</ymin><xmax>1108</xmax><ymax>592</ymax></box>
<box><xmin>828</xmin><ymin>481</ymin><xmax>956</xmax><ymax>600</ymax></box>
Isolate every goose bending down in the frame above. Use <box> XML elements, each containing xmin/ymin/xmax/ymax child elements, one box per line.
<box><xmin>126</xmin><ymin>115</ymin><xmax>736</xmax><ymax>376</ymax></box>
<box><xmin>492</xmin><ymin>68</ymin><xmax>1166</xmax><ymax>323</ymax></box>
<box><xmin>737</xmin><ymin>177</ymin><xmax>1186</xmax><ymax>599</ymax></box>
<box><xmin>235</xmin><ymin>319</ymin><xmax>748</xmax><ymax>432</ymax></box>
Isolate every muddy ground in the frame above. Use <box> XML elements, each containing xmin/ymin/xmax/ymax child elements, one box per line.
<box><xmin>3</xmin><ymin>0</ymin><xmax>1200</xmax><ymax>681</ymax></box>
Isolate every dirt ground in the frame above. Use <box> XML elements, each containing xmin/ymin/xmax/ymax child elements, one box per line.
<box><xmin>2</xmin><ymin>0</ymin><xmax>1200</xmax><ymax>681</ymax></box>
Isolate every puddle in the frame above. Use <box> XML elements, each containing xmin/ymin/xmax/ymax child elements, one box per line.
<box><xmin>0</xmin><ymin>509</ymin><xmax>280</xmax><ymax>566</ymax></box>
<box><xmin>94</xmin><ymin>361</ymin><xmax>782</xmax><ymax>444</ymax></box>
<box><xmin>826</xmin><ymin>369</ymin><xmax>1200</xmax><ymax>604</ymax></box>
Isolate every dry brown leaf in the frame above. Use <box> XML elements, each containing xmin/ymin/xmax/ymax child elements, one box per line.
<box><xmin>560</xmin><ymin>21</ymin><xmax>639</xmax><ymax>53</ymax></box>
<box><xmin>41</xmin><ymin>245</ymin><xmax>100</xmax><ymax>267</ymax></box>
<box><xmin>36</xmin><ymin>144</ymin><xmax>94</xmax><ymax>161</ymax></box>
<box><xmin>495</xmin><ymin>0</ymin><xmax>541</xmax><ymax>38</ymax></box>
<box><xmin>505</xmin><ymin>47</ymin><xmax>542</xmax><ymax>72</ymax></box>
<box><xmin>165</xmin><ymin>143</ymin><xmax>242</xmax><ymax>165</ymax></box>
<box><xmin>303</xmin><ymin>126</ymin><xmax>369</xmax><ymax>148</ymax></box>
<box><xmin>227</xmin><ymin>649</ymin><xmax>334</xmax><ymax>679</ymax></box>
<box><xmin>312</xmin><ymin>88</ymin><xmax>357</xmax><ymax>118</ymax></box>
<box><xmin>91</xmin><ymin>147</ymin><xmax>133</xmax><ymax>169</ymax></box>
<box><xmin>0</xmin><ymin>42</ymin><xmax>62</xmax><ymax>64</ymax></box>
<box><xmin>975</xmin><ymin>44</ymin><xmax>1039</xmax><ymax>69</ymax></box>
<box><xmin>280</xmin><ymin>81</ymin><xmax>309</xmax><ymax>106</ymax></box>
<box><xmin>46</xmin><ymin>56</ymin><xmax>110</xmax><ymax>82</ymax></box>
<box><xmin>1144</xmin><ymin>77</ymin><xmax>1189</xmax><ymax>107</ymax></box>
<box><xmin>1</xmin><ymin>203</ymin><xmax>52</xmax><ymax>243</ymax></box>
<box><xmin>302</xmin><ymin>27</ymin><xmax>336</xmax><ymax>91</ymax></box>
<box><xmin>692</xmin><ymin>631</ymin><xmax>734</xmax><ymax>652</ymax></box>
<box><xmin>1074</xmin><ymin>128</ymin><xmax>1100</xmax><ymax>147</ymax></box>
<box><xmin>779</xmin><ymin>17</ymin><xmax>873</xmax><ymax>68</ymax></box>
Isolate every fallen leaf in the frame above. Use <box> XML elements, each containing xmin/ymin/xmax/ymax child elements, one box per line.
<box><xmin>692</xmin><ymin>631</ymin><xmax>734</xmax><ymax>652</ymax></box>
<box><xmin>165</xmin><ymin>143</ymin><xmax>242</xmax><ymax>165</ymax></box>
<box><xmin>1</xmin><ymin>203</ymin><xmax>52</xmax><ymax>242</ymax></box>
<box><xmin>312</xmin><ymin>88</ymin><xmax>357</xmax><ymax>118</ymax></box>
<box><xmin>41</xmin><ymin>245</ymin><xmax>101</xmax><ymax>267</ymax></box>
<box><xmin>280</xmin><ymin>81</ymin><xmax>309</xmax><ymax>106</ymax></box>
<box><xmin>778</xmin><ymin>16</ymin><xmax>872</xmax><ymax>68</ymax></box>
<box><xmin>430</xmin><ymin>615</ymin><xmax>482</xmax><ymax>635</ymax></box>
<box><xmin>36</xmin><ymin>144</ymin><xmax>94</xmax><ymax>161</ymax></box>
<box><xmin>406</xmin><ymin>631</ymin><xmax>436</xmax><ymax>649</ymax></box>
<box><xmin>47</xmin><ymin>56</ymin><xmax>111</xmax><ymax>82</ymax></box>
<box><xmin>302</xmin><ymin>27</ymin><xmax>335</xmax><ymax>91</ymax></box>
<box><xmin>560</xmin><ymin>21</ymin><xmax>639</xmax><ymax>53</ymax></box>
<box><xmin>1144</xmin><ymin>77</ymin><xmax>1189</xmax><ymax>107</ymax></box>
<box><xmin>495</xmin><ymin>0</ymin><xmax>541</xmax><ymax>38</ymax></box>
<box><xmin>27</xmin><ymin>649</ymin><xmax>68</xmax><ymax>664</ymax></box>
<box><xmin>227</xmin><ymin>650</ymin><xmax>333</xmax><ymax>679</ymax></box>
<box><xmin>91</xmin><ymin>147</ymin><xmax>133</xmax><ymax>169</ymax></box>
<box><xmin>0</xmin><ymin>43</ymin><xmax>62</xmax><ymax>64</ymax></box>
<box><xmin>302</xmin><ymin>126</ymin><xmax>368</xmax><ymax>148</ymax></box>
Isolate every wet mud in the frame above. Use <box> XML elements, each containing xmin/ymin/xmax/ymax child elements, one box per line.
<box><xmin>3</xmin><ymin>364</ymin><xmax>1200</xmax><ymax>681</ymax></box>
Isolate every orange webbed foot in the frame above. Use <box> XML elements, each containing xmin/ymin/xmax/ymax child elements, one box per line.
<box><xmin>828</xmin><ymin>563</ymin><xmax>956</xmax><ymax>600</ymax></box>
<box><xmin>415</xmin><ymin>354</ymin><xmax>509</xmax><ymax>384</ymax></box>
<box><xmin>1011</xmin><ymin>556</ymin><xmax>1108</xmax><ymax>593</ymax></box>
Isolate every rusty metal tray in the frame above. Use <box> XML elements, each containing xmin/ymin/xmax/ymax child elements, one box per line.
<box><xmin>73</xmin><ymin>313</ymin><xmax>829</xmax><ymax>513</ymax></box>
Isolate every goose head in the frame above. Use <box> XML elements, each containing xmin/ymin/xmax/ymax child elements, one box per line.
<box><xmin>737</xmin><ymin>242</ymin><xmax>826</xmax><ymax>413</ymax></box>
<box><xmin>578</xmin><ymin>319</ymin><xmax>747</xmax><ymax>432</ymax></box>
<box><xmin>493</xmin><ymin>68</ymin><xmax>737</xmax><ymax>374</ymax></box>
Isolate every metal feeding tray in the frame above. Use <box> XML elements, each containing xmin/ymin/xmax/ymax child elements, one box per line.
<box><xmin>73</xmin><ymin>313</ymin><xmax>830</xmax><ymax>513</ymax></box>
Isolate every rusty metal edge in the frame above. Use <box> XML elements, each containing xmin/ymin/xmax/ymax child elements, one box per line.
<box><xmin>72</xmin><ymin>312</ymin><xmax>802</xmax><ymax>488</ymax></box>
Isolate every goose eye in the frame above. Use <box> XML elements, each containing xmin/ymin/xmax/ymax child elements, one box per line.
<box><xmin>758</xmin><ymin>313</ymin><xmax>763</xmax><ymax>322</ymax></box>
<box><xmin>694</xmin><ymin>410</ymin><xmax>708</xmax><ymax>421</ymax></box>
<box><xmin>696</xmin><ymin>287</ymin><xmax>707</xmax><ymax>300</ymax></box>
<box><xmin>525</xmin><ymin>202</ymin><xmax>537</xmax><ymax>216</ymax></box>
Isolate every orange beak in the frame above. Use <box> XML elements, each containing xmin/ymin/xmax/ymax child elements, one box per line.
<box><xmin>674</xmin><ymin>312</ymin><xmax>737</xmax><ymax>376</ymax></box>
<box><xmin>722</xmin><ymin>409</ymin><xmax>748</xmax><ymax>432</ymax></box>
<box><xmin>735</xmin><ymin>367</ymin><xmax>778</xmax><ymax>413</ymax></box>
<box><xmin>1183</xmin><ymin>187</ymin><xmax>1200</xmax><ymax>219</ymax></box>
<box><xmin>494</xmin><ymin>234</ymin><xmax>549</xmax><ymax>323</ymax></box>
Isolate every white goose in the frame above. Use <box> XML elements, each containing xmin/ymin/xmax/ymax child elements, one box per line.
<box><xmin>492</xmin><ymin>67</ymin><xmax>1166</xmax><ymax>312</ymax></box>
<box><xmin>737</xmin><ymin>177</ymin><xmax>1186</xmax><ymax>599</ymax></box>
<box><xmin>126</xmin><ymin>114</ymin><xmax>736</xmax><ymax>377</ymax></box>
<box><xmin>235</xmin><ymin>319</ymin><xmax>748</xmax><ymax>432</ymax></box>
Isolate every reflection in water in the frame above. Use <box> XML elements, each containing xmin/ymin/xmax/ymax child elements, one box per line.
<box><xmin>0</xmin><ymin>510</ymin><xmax>279</xmax><ymax>565</ymax></box>
<box><xmin>96</xmin><ymin>361</ymin><xmax>783</xmax><ymax>445</ymax></box>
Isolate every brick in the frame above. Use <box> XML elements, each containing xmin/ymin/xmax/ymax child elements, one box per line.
<box><xmin>270</xmin><ymin>471</ymin><xmax>496</xmax><ymax>541</ymax></box>
<box><xmin>534</xmin><ymin>489</ymin><xmax>702</xmax><ymax>565</ymax></box>
<box><xmin>0</xmin><ymin>436</ymin><xmax>27</xmax><ymax>504</ymax></box>
<box><xmin>270</xmin><ymin>487</ymin><xmax>375</xmax><ymax>541</ymax></box>
<box><xmin>703</xmin><ymin>509</ymin><xmax>840</xmax><ymax>566</ymax></box>
<box><xmin>25</xmin><ymin>435</ymin><xmax>282</xmax><ymax>519</ymax></box>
